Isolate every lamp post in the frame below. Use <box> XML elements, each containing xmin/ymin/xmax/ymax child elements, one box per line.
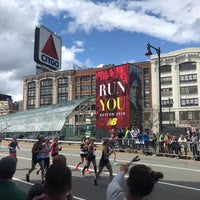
<box><xmin>168</xmin><ymin>97</ymin><xmax>174</xmax><ymax>125</ymax></box>
<box><xmin>145</xmin><ymin>43</ymin><xmax>162</xmax><ymax>133</ymax></box>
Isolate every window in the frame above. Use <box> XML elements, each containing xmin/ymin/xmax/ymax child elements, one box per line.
<box><xmin>75</xmin><ymin>77</ymin><xmax>80</xmax><ymax>82</ymax></box>
<box><xmin>27</xmin><ymin>82</ymin><xmax>36</xmax><ymax>109</ymax></box>
<box><xmin>144</xmin><ymin>102</ymin><xmax>150</xmax><ymax>108</ymax></box>
<box><xmin>81</xmin><ymin>76</ymin><xmax>90</xmax><ymax>81</ymax></box>
<box><xmin>144</xmin><ymin>90</ymin><xmax>150</xmax><ymax>97</ymax></box>
<box><xmin>161</xmin><ymin>99</ymin><xmax>173</xmax><ymax>108</ymax></box>
<box><xmin>160</xmin><ymin>65</ymin><xmax>171</xmax><ymax>73</ymax></box>
<box><xmin>40</xmin><ymin>79</ymin><xmax>53</xmax><ymax>106</ymax></box>
<box><xmin>81</xmin><ymin>85</ymin><xmax>91</xmax><ymax>91</ymax></box>
<box><xmin>28</xmin><ymin>82</ymin><xmax>36</xmax><ymax>97</ymax></box>
<box><xmin>144</xmin><ymin>68</ymin><xmax>149</xmax><ymax>75</ymax></box>
<box><xmin>76</xmin><ymin>86</ymin><xmax>80</xmax><ymax>92</ymax></box>
<box><xmin>161</xmin><ymin>76</ymin><xmax>172</xmax><ymax>85</ymax></box>
<box><xmin>180</xmin><ymin>111</ymin><xmax>200</xmax><ymax>121</ymax></box>
<box><xmin>58</xmin><ymin>78</ymin><xmax>68</xmax><ymax>103</ymax></box>
<box><xmin>28</xmin><ymin>90</ymin><xmax>35</xmax><ymax>97</ymax></box>
<box><xmin>161</xmin><ymin>88</ymin><xmax>172</xmax><ymax>96</ymax></box>
<box><xmin>41</xmin><ymin>79</ymin><xmax>52</xmax><ymax>86</ymax></box>
<box><xmin>180</xmin><ymin>86</ymin><xmax>198</xmax><ymax>95</ymax></box>
<box><xmin>179</xmin><ymin>62</ymin><xmax>196</xmax><ymax>71</ymax></box>
<box><xmin>144</xmin><ymin>79</ymin><xmax>149</xmax><ymax>86</ymax></box>
<box><xmin>58</xmin><ymin>96</ymin><xmax>68</xmax><ymax>103</ymax></box>
<box><xmin>40</xmin><ymin>97</ymin><xmax>52</xmax><ymax>105</ymax></box>
<box><xmin>180</xmin><ymin>74</ymin><xmax>197</xmax><ymax>83</ymax></box>
<box><xmin>91</xmin><ymin>75</ymin><xmax>96</xmax><ymax>81</ymax></box>
<box><xmin>58</xmin><ymin>77</ymin><xmax>68</xmax><ymax>85</ymax></box>
<box><xmin>58</xmin><ymin>87</ymin><xmax>68</xmax><ymax>94</ymax></box>
<box><xmin>181</xmin><ymin>98</ymin><xmax>198</xmax><ymax>106</ymax></box>
<box><xmin>28</xmin><ymin>82</ymin><xmax>36</xmax><ymax>89</ymax></box>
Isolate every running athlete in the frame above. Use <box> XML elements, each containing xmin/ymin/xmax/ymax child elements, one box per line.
<box><xmin>26</xmin><ymin>135</ymin><xmax>45</xmax><ymax>183</ymax></box>
<box><xmin>75</xmin><ymin>137</ymin><xmax>88</xmax><ymax>170</ymax></box>
<box><xmin>93</xmin><ymin>139</ymin><xmax>113</xmax><ymax>185</ymax></box>
<box><xmin>50</xmin><ymin>137</ymin><xmax>62</xmax><ymax>162</ymax></box>
<box><xmin>8</xmin><ymin>137</ymin><xmax>20</xmax><ymax>159</ymax></box>
<box><xmin>75</xmin><ymin>136</ymin><xmax>91</xmax><ymax>173</ymax></box>
<box><xmin>82</xmin><ymin>139</ymin><xmax>97</xmax><ymax>176</ymax></box>
<box><xmin>36</xmin><ymin>137</ymin><xmax>51</xmax><ymax>175</ymax></box>
<box><xmin>109</xmin><ymin>129</ymin><xmax>118</xmax><ymax>165</ymax></box>
<box><xmin>109</xmin><ymin>137</ymin><xmax>118</xmax><ymax>165</ymax></box>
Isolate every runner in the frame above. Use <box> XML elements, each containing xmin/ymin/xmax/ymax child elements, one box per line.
<box><xmin>50</xmin><ymin>137</ymin><xmax>62</xmax><ymax>162</ymax></box>
<box><xmin>93</xmin><ymin>139</ymin><xmax>113</xmax><ymax>185</ymax></box>
<box><xmin>8</xmin><ymin>137</ymin><xmax>20</xmax><ymax>159</ymax></box>
<box><xmin>26</xmin><ymin>135</ymin><xmax>45</xmax><ymax>183</ymax></box>
<box><xmin>75</xmin><ymin>135</ymin><xmax>91</xmax><ymax>174</ymax></box>
<box><xmin>82</xmin><ymin>139</ymin><xmax>97</xmax><ymax>176</ymax></box>
<box><xmin>109</xmin><ymin>136</ymin><xmax>118</xmax><ymax>165</ymax></box>
<box><xmin>75</xmin><ymin>137</ymin><xmax>88</xmax><ymax>170</ymax></box>
<box><xmin>36</xmin><ymin>137</ymin><xmax>51</xmax><ymax>175</ymax></box>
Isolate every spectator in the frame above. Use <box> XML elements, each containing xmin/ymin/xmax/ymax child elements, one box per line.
<box><xmin>27</xmin><ymin>183</ymin><xmax>44</xmax><ymax>200</ymax></box>
<box><xmin>149</xmin><ymin>132</ymin><xmax>158</xmax><ymax>156</ymax></box>
<box><xmin>130</xmin><ymin>127</ymin><xmax>139</xmax><ymax>152</ymax></box>
<box><xmin>164</xmin><ymin>133</ymin><xmax>173</xmax><ymax>155</ymax></box>
<box><xmin>191</xmin><ymin>132</ymin><xmax>199</xmax><ymax>160</ymax></box>
<box><xmin>116</xmin><ymin>129</ymin><xmax>124</xmax><ymax>151</ymax></box>
<box><xmin>141</xmin><ymin>130</ymin><xmax>150</xmax><ymax>156</ymax></box>
<box><xmin>124</xmin><ymin>127</ymin><xmax>131</xmax><ymax>148</ymax></box>
<box><xmin>178</xmin><ymin>134</ymin><xmax>188</xmax><ymax>156</ymax></box>
<box><xmin>106</xmin><ymin>163</ymin><xmax>163</xmax><ymax>200</ymax></box>
<box><xmin>0</xmin><ymin>156</ymin><xmax>26</xmax><ymax>200</ymax></box>
<box><xmin>53</xmin><ymin>154</ymin><xmax>67</xmax><ymax>165</ymax></box>
<box><xmin>0</xmin><ymin>133</ymin><xmax>3</xmax><ymax>148</ymax></box>
<box><xmin>32</xmin><ymin>163</ymin><xmax>73</xmax><ymax>200</ymax></box>
<box><xmin>171</xmin><ymin>135</ymin><xmax>181</xmax><ymax>157</ymax></box>
<box><xmin>158</xmin><ymin>132</ymin><xmax>165</xmax><ymax>154</ymax></box>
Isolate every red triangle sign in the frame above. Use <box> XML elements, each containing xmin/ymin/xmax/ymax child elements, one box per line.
<box><xmin>42</xmin><ymin>34</ymin><xmax>58</xmax><ymax>59</ymax></box>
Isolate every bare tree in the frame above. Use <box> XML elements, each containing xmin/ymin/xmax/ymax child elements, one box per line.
<box><xmin>144</xmin><ymin>108</ymin><xmax>158</xmax><ymax>130</ymax></box>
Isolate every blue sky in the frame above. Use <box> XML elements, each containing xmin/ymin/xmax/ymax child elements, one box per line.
<box><xmin>0</xmin><ymin>0</ymin><xmax>200</xmax><ymax>101</ymax></box>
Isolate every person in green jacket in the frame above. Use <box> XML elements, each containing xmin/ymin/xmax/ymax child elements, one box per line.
<box><xmin>0</xmin><ymin>156</ymin><xmax>26</xmax><ymax>200</ymax></box>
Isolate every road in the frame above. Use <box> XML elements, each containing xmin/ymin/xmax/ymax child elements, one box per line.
<box><xmin>0</xmin><ymin>142</ymin><xmax>200</xmax><ymax>200</ymax></box>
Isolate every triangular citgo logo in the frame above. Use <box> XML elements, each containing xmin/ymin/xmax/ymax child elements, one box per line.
<box><xmin>42</xmin><ymin>34</ymin><xmax>58</xmax><ymax>60</ymax></box>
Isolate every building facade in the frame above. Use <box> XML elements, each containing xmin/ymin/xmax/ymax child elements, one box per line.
<box><xmin>23</xmin><ymin>62</ymin><xmax>151</xmax><ymax>135</ymax></box>
<box><xmin>151</xmin><ymin>47</ymin><xmax>200</xmax><ymax>132</ymax></box>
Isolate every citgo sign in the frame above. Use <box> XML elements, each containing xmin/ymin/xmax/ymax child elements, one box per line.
<box><xmin>34</xmin><ymin>26</ymin><xmax>62</xmax><ymax>71</ymax></box>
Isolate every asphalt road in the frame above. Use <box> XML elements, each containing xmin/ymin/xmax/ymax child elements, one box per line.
<box><xmin>0</xmin><ymin>142</ymin><xmax>200</xmax><ymax>200</ymax></box>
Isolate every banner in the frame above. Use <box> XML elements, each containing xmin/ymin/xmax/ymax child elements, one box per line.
<box><xmin>96</xmin><ymin>64</ymin><xmax>130</xmax><ymax>129</ymax></box>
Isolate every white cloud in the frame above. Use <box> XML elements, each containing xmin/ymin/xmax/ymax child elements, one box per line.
<box><xmin>0</xmin><ymin>0</ymin><xmax>200</xmax><ymax>101</ymax></box>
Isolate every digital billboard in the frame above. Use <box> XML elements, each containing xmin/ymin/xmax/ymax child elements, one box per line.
<box><xmin>129</xmin><ymin>64</ymin><xmax>143</xmax><ymax>128</ymax></box>
<box><xmin>96</xmin><ymin>64</ymin><xmax>130</xmax><ymax>129</ymax></box>
<box><xmin>34</xmin><ymin>26</ymin><xmax>62</xmax><ymax>71</ymax></box>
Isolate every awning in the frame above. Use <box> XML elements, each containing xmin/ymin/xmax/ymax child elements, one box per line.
<box><xmin>0</xmin><ymin>97</ymin><xmax>92</xmax><ymax>133</ymax></box>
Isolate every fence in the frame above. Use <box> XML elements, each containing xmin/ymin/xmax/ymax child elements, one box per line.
<box><xmin>4</xmin><ymin>137</ymin><xmax>200</xmax><ymax>160</ymax></box>
<box><xmin>114</xmin><ymin>138</ymin><xmax>200</xmax><ymax>160</ymax></box>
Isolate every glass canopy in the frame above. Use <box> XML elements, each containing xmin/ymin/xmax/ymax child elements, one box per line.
<box><xmin>0</xmin><ymin>97</ymin><xmax>91</xmax><ymax>133</ymax></box>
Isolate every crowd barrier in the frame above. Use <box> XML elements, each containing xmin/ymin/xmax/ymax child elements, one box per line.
<box><xmin>114</xmin><ymin>138</ymin><xmax>200</xmax><ymax>160</ymax></box>
<box><xmin>4</xmin><ymin>137</ymin><xmax>200</xmax><ymax>160</ymax></box>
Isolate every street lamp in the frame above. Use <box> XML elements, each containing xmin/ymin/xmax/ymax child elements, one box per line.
<box><xmin>145</xmin><ymin>43</ymin><xmax>162</xmax><ymax>133</ymax></box>
<box><xmin>168</xmin><ymin>97</ymin><xmax>174</xmax><ymax>125</ymax></box>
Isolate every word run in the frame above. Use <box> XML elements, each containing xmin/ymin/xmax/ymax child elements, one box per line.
<box><xmin>99</xmin><ymin>81</ymin><xmax>126</xmax><ymax>96</ymax></box>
